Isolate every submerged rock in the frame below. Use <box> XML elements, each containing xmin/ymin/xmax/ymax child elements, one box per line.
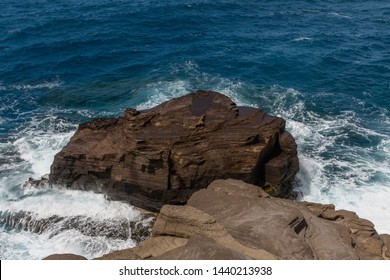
<box><xmin>49</xmin><ymin>91</ymin><xmax>299</xmax><ymax>211</ymax></box>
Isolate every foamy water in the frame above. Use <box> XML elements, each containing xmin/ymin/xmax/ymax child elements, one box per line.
<box><xmin>135</xmin><ymin>69</ymin><xmax>390</xmax><ymax>234</ymax></box>
<box><xmin>255</xmin><ymin>86</ymin><xmax>390</xmax><ymax>233</ymax></box>
<box><xmin>0</xmin><ymin>103</ymin><xmax>152</xmax><ymax>259</ymax></box>
<box><xmin>1</xmin><ymin>0</ymin><xmax>390</xmax><ymax>259</ymax></box>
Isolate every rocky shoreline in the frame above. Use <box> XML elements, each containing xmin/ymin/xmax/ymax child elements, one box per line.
<box><xmin>95</xmin><ymin>179</ymin><xmax>390</xmax><ymax>260</ymax></box>
<box><xmin>41</xmin><ymin>91</ymin><xmax>389</xmax><ymax>260</ymax></box>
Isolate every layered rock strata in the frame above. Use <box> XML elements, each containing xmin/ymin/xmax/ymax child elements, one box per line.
<box><xmin>96</xmin><ymin>179</ymin><xmax>390</xmax><ymax>260</ymax></box>
<box><xmin>49</xmin><ymin>91</ymin><xmax>299</xmax><ymax>211</ymax></box>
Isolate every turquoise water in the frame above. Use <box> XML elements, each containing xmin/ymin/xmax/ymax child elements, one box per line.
<box><xmin>1</xmin><ymin>0</ymin><xmax>390</xmax><ymax>259</ymax></box>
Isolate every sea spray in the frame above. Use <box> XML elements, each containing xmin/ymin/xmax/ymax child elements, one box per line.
<box><xmin>0</xmin><ymin>105</ymin><xmax>153</xmax><ymax>259</ymax></box>
<box><xmin>1</xmin><ymin>0</ymin><xmax>390</xmax><ymax>259</ymax></box>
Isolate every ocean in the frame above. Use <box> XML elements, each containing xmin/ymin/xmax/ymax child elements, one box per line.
<box><xmin>1</xmin><ymin>0</ymin><xmax>389</xmax><ymax>259</ymax></box>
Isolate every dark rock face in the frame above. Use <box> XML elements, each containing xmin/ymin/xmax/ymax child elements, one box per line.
<box><xmin>49</xmin><ymin>91</ymin><xmax>299</xmax><ymax>211</ymax></box>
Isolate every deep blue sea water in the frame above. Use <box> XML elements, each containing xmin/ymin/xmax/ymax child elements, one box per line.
<box><xmin>1</xmin><ymin>0</ymin><xmax>390</xmax><ymax>259</ymax></box>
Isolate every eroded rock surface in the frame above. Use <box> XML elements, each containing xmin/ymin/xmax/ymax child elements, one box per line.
<box><xmin>49</xmin><ymin>91</ymin><xmax>299</xmax><ymax>211</ymax></box>
<box><xmin>100</xmin><ymin>179</ymin><xmax>388</xmax><ymax>260</ymax></box>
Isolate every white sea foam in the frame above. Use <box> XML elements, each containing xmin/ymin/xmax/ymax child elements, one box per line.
<box><xmin>0</xmin><ymin>186</ymin><xmax>150</xmax><ymax>259</ymax></box>
<box><xmin>14</xmin><ymin>134</ymin><xmax>73</xmax><ymax>176</ymax></box>
<box><xmin>1</xmin><ymin>142</ymin><xmax>150</xmax><ymax>259</ymax></box>
<box><xmin>257</xmin><ymin>85</ymin><xmax>390</xmax><ymax>233</ymax></box>
<box><xmin>380</xmin><ymin>139</ymin><xmax>390</xmax><ymax>154</ymax></box>
<box><xmin>329</xmin><ymin>12</ymin><xmax>352</xmax><ymax>19</ymax></box>
<box><xmin>136</xmin><ymin>80</ymin><xmax>191</xmax><ymax>110</ymax></box>
<box><xmin>132</xmin><ymin>67</ymin><xmax>390</xmax><ymax>234</ymax></box>
<box><xmin>0</xmin><ymin>222</ymin><xmax>143</xmax><ymax>260</ymax></box>
<box><xmin>292</xmin><ymin>37</ymin><xmax>313</xmax><ymax>42</ymax></box>
<box><xmin>0</xmin><ymin>108</ymin><xmax>151</xmax><ymax>259</ymax></box>
<box><xmin>0</xmin><ymin>111</ymin><xmax>77</xmax><ymax>201</ymax></box>
<box><xmin>1</xmin><ymin>188</ymin><xmax>140</xmax><ymax>220</ymax></box>
<box><xmin>10</xmin><ymin>114</ymin><xmax>75</xmax><ymax>177</ymax></box>
<box><xmin>2</xmin><ymin>67</ymin><xmax>390</xmax><ymax>260</ymax></box>
<box><xmin>0</xmin><ymin>79</ymin><xmax>63</xmax><ymax>91</ymax></box>
<box><xmin>136</xmin><ymin>61</ymin><xmax>254</xmax><ymax>110</ymax></box>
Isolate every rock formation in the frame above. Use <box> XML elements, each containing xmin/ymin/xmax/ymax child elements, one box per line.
<box><xmin>49</xmin><ymin>91</ymin><xmax>299</xmax><ymax>211</ymax></box>
<box><xmin>41</xmin><ymin>92</ymin><xmax>390</xmax><ymax>260</ymax></box>
<box><xmin>95</xmin><ymin>179</ymin><xmax>390</xmax><ymax>260</ymax></box>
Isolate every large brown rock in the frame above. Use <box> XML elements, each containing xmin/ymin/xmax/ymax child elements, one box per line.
<box><xmin>49</xmin><ymin>91</ymin><xmax>299</xmax><ymax>211</ymax></box>
<box><xmin>152</xmin><ymin>204</ymin><xmax>278</xmax><ymax>260</ymax></box>
<box><xmin>153</xmin><ymin>236</ymin><xmax>254</xmax><ymax>260</ymax></box>
<box><xmin>117</xmin><ymin>179</ymin><xmax>387</xmax><ymax>260</ymax></box>
<box><xmin>380</xmin><ymin>234</ymin><xmax>390</xmax><ymax>259</ymax></box>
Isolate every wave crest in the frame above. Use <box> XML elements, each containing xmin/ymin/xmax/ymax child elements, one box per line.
<box><xmin>0</xmin><ymin>79</ymin><xmax>63</xmax><ymax>91</ymax></box>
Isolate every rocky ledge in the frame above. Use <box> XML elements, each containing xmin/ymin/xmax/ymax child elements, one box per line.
<box><xmin>96</xmin><ymin>179</ymin><xmax>390</xmax><ymax>260</ymax></box>
<box><xmin>42</xmin><ymin>91</ymin><xmax>390</xmax><ymax>260</ymax></box>
<box><xmin>49</xmin><ymin>91</ymin><xmax>299</xmax><ymax>211</ymax></box>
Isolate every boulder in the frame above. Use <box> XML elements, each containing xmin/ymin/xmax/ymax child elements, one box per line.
<box><xmin>95</xmin><ymin>248</ymin><xmax>141</xmax><ymax>260</ymax></box>
<box><xmin>43</xmin><ymin>254</ymin><xmax>87</xmax><ymax>260</ymax></box>
<box><xmin>152</xmin><ymin>204</ymin><xmax>278</xmax><ymax>260</ymax></box>
<box><xmin>49</xmin><ymin>91</ymin><xmax>299</xmax><ymax>211</ymax></box>
<box><xmin>117</xmin><ymin>179</ymin><xmax>386</xmax><ymax>260</ymax></box>
<box><xmin>380</xmin><ymin>234</ymin><xmax>390</xmax><ymax>259</ymax></box>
